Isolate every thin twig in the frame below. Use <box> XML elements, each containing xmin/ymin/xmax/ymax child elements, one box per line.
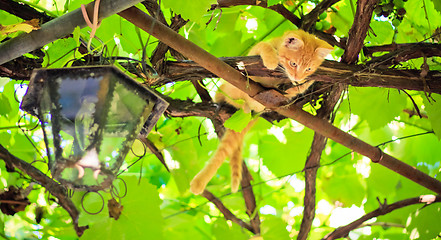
<box><xmin>323</xmin><ymin>195</ymin><xmax>441</xmax><ymax>240</ymax></box>
<box><xmin>201</xmin><ymin>190</ymin><xmax>255</xmax><ymax>233</ymax></box>
<box><xmin>0</xmin><ymin>144</ymin><xmax>88</xmax><ymax>237</ymax></box>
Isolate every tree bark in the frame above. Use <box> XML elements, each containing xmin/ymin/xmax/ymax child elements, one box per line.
<box><xmin>156</xmin><ymin>56</ymin><xmax>441</xmax><ymax>94</ymax></box>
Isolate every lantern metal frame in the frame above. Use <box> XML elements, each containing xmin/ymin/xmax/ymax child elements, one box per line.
<box><xmin>21</xmin><ymin>65</ymin><xmax>168</xmax><ymax>191</ymax></box>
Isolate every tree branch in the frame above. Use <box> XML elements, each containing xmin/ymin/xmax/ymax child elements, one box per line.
<box><xmin>118</xmin><ymin>6</ymin><xmax>441</xmax><ymax>194</ymax></box>
<box><xmin>298</xmin><ymin>85</ymin><xmax>345</xmax><ymax>240</ymax></box>
<box><xmin>6</xmin><ymin>54</ymin><xmax>441</xmax><ymax>95</ymax></box>
<box><xmin>201</xmin><ymin>189</ymin><xmax>255</xmax><ymax>234</ymax></box>
<box><xmin>365</xmin><ymin>43</ymin><xmax>441</xmax><ymax>66</ymax></box>
<box><xmin>241</xmin><ymin>161</ymin><xmax>260</xmax><ymax>234</ymax></box>
<box><xmin>341</xmin><ymin>0</ymin><xmax>377</xmax><ymax>63</ymax></box>
<box><xmin>299</xmin><ymin>1</ymin><xmax>375</xmax><ymax>237</ymax></box>
<box><xmin>0</xmin><ymin>0</ymin><xmax>145</xmax><ymax>65</ymax></box>
<box><xmin>0</xmin><ymin>0</ymin><xmax>53</xmax><ymax>22</ymax></box>
<box><xmin>163</xmin><ymin>95</ymin><xmax>235</xmax><ymax>121</ymax></box>
<box><xmin>0</xmin><ymin>144</ymin><xmax>88</xmax><ymax>236</ymax></box>
<box><xmin>142</xmin><ymin>0</ymin><xmax>188</xmax><ymax>68</ymax></box>
<box><xmin>323</xmin><ymin>195</ymin><xmax>441</xmax><ymax>240</ymax></box>
<box><xmin>138</xmin><ymin>137</ymin><xmax>169</xmax><ymax>172</ymax></box>
<box><xmin>157</xmin><ymin>56</ymin><xmax>441</xmax><ymax>94</ymax></box>
<box><xmin>341</xmin><ymin>0</ymin><xmax>378</xmax><ymax>64</ymax></box>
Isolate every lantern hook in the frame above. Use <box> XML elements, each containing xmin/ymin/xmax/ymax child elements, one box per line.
<box><xmin>81</xmin><ymin>0</ymin><xmax>102</xmax><ymax>54</ymax></box>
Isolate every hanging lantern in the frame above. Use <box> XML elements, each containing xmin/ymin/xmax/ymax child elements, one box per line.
<box><xmin>21</xmin><ymin>66</ymin><xmax>168</xmax><ymax>191</ymax></box>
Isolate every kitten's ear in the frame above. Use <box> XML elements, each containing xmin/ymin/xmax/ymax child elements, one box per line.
<box><xmin>284</xmin><ymin>35</ymin><xmax>304</xmax><ymax>50</ymax></box>
<box><xmin>315</xmin><ymin>46</ymin><xmax>333</xmax><ymax>58</ymax></box>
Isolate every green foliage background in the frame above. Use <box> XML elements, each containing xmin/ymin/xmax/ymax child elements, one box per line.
<box><xmin>1</xmin><ymin>0</ymin><xmax>441</xmax><ymax>239</ymax></box>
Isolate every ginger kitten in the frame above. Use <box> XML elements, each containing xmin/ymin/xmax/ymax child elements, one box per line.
<box><xmin>190</xmin><ymin>30</ymin><xmax>333</xmax><ymax>195</ymax></box>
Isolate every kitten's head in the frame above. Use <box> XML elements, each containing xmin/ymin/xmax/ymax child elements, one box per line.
<box><xmin>278</xmin><ymin>30</ymin><xmax>333</xmax><ymax>84</ymax></box>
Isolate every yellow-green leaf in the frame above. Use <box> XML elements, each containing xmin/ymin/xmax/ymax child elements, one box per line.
<box><xmin>0</xmin><ymin>19</ymin><xmax>39</xmax><ymax>36</ymax></box>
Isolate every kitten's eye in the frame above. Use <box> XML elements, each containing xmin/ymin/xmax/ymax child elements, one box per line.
<box><xmin>306</xmin><ymin>67</ymin><xmax>312</xmax><ymax>72</ymax></box>
<box><xmin>289</xmin><ymin>61</ymin><xmax>297</xmax><ymax>67</ymax></box>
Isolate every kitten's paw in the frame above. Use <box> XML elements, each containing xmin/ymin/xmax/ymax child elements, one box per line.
<box><xmin>190</xmin><ymin>178</ymin><xmax>205</xmax><ymax>195</ymax></box>
<box><xmin>285</xmin><ymin>87</ymin><xmax>300</xmax><ymax>97</ymax></box>
<box><xmin>262</xmin><ymin>56</ymin><xmax>279</xmax><ymax>70</ymax></box>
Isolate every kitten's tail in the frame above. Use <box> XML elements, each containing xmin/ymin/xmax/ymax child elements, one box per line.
<box><xmin>229</xmin><ymin>145</ymin><xmax>243</xmax><ymax>193</ymax></box>
<box><xmin>190</xmin><ymin>119</ymin><xmax>258</xmax><ymax>195</ymax></box>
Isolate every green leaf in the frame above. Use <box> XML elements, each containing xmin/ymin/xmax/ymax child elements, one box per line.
<box><xmin>210</xmin><ymin>31</ymin><xmax>244</xmax><ymax>57</ymax></box>
<box><xmin>261</xmin><ymin>215</ymin><xmax>290</xmax><ymax>240</ymax></box>
<box><xmin>395</xmin><ymin>176</ymin><xmax>428</xmax><ymax>200</ymax></box>
<box><xmin>321</xmin><ymin>168</ymin><xmax>365</xmax><ymax>206</ymax></box>
<box><xmin>0</xmin><ymin>213</ymin><xmax>4</xmax><ymax>236</ymax></box>
<box><xmin>349</xmin><ymin>87</ymin><xmax>406</xmax><ymax>130</ymax></box>
<box><xmin>42</xmin><ymin>38</ymin><xmax>77</xmax><ymax>68</ymax></box>
<box><xmin>367</xmin><ymin>21</ymin><xmax>394</xmax><ymax>45</ymax></box>
<box><xmin>367</xmin><ymin>163</ymin><xmax>399</xmax><ymax>198</ymax></box>
<box><xmin>0</xmin><ymin>19</ymin><xmax>39</xmax><ymax>36</ymax></box>
<box><xmin>400</xmin><ymin>0</ymin><xmax>441</xmax><ymax>34</ymax></box>
<box><xmin>81</xmin><ymin>176</ymin><xmax>164</xmax><ymax>239</ymax></box>
<box><xmin>259</xmin><ymin>127</ymin><xmax>313</xmax><ymax>177</ymax></box>
<box><xmin>330</xmin><ymin>1</ymin><xmax>354</xmax><ymax>37</ymax></box>
<box><xmin>431</xmin><ymin>0</ymin><xmax>441</xmax><ymax>13</ymax></box>
<box><xmin>267</xmin><ymin>0</ymin><xmax>281</xmax><ymax>7</ymax></box>
<box><xmin>205</xmin><ymin>10</ymin><xmax>239</xmax><ymax>33</ymax></box>
<box><xmin>406</xmin><ymin>204</ymin><xmax>441</xmax><ymax>239</ymax></box>
<box><xmin>163</xmin><ymin>0</ymin><xmax>216</xmax><ymax>23</ymax></box>
<box><xmin>9</xmin><ymin>133</ymin><xmax>36</xmax><ymax>162</ymax></box>
<box><xmin>224</xmin><ymin>109</ymin><xmax>253</xmax><ymax>132</ymax></box>
<box><xmin>212</xmin><ymin>219</ymin><xmax>249</xmax><ymax>240</ymax></box>
<box><xmin>168</xmin><ymin>134</ymin><xmax>203</xmax><ymax>194</ymax></box>
<box><xmin>0</xmin><ymin>93</ymin><xmax>11</xmax><ymax>117</ymax></box>
<box><xmin>422</xmin><ymin>94</ymin><xmax>441</xmax><ymax>139</ymax></box>
<box><xmin>2</xmin><ymin>81</ymin><xmax>19</xmax><ymax>119</ymax></box>
<box><xmin>72</xmin><ymin>26</ymin><xmax>81</xmax><ymax>47</ymax></box>
<box><xmin>400</xmin><ymin>131</ymin><xmax>441</xmax><ymax>166</ymax></box>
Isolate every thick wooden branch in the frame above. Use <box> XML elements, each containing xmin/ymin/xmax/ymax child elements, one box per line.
<box><xmin>4</xmin><ymin>55</ymin><xmax>441</xmax><ymax>94</ymax></box>
<box><xmin>366</xmin><ymin>43</ymin><xmax>441</xmax><ymax>66</ymax></box>
<box><xmin>157</xmin><ymin>56</ymin><xmax>441</xmax><ymax>94</ymax></box>
<box><xmin>0</xmin><ymin>0</ymin><xmax>144</xmax><ymax>65</ymax></box>
<box><xmin>118</xmin><ymin>6</ymin><xmax>441</xmax><ymax>194</ymax></box>
<box><xmin>0</xmin><ymin>0</ymin><xmax>53</xmax><ymax>22</ymax></box>
<box><xmin>298</xmin><ymin>134</ymin><xmax>327</xmax><ymax>240</ymax></box>
<box><xmin>241</xmin><ymin>162</ymin><xmax>260</xmax><ymax>234</ymax></box>
<box><xmin>0</xmin><ymin>144</ymin><xmax>87</xmax><ymax>236</ymax></box>
<box><xmin>342</xmin><ymin>0</ymin><xmax>379</xmax><ymax>64</ymax></box>
<box><xmin>323</xmin><ymin>195</ymin><xmax>441</xmax><ymax>240</ymax></box>
<box><xmin>300</xmin><ymin>1</ymin><xmax>374</xmax><ymax>238</ymax></box>
<box><xmin>163</xmin><ymin>95</ymin><xmax>236</xmax><ymax>122</ymax></box>
<box><xmin>364</xmin><ymin>42</ymin><xmax>441</xmax><ymax>55</ymax></box>
<box><xmin>298</xmin><ymin>85</ymin><xmax>344</xmax><ymax>240</ymax></box>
